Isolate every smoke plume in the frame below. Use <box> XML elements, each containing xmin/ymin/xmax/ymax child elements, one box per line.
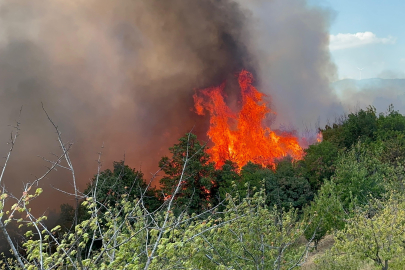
<box><xmin>0</xmin><ymin>0</ymin><xmax>341</xmax><ymax>211</ymax></box>
<box><xmin>240</xmin><ymin>0</ymin><xmax>343</xmax><ymax>128</ymax></box>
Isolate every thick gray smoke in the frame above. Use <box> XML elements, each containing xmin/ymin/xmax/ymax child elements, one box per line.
<box><xmin>0</xmin><ymin>0</ymin><xmax>341</xmax><ymax>210</ymax></box>
<box><xmin>240</xmin><ymin>0</ymin><xmax>343</xmax><ymax>129</ymax></box>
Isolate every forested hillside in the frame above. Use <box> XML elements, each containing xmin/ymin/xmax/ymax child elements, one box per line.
<box><xmin>2</xmin><ymin>106</ymin><xmax>405</xmax><ymax>269</ymax></box>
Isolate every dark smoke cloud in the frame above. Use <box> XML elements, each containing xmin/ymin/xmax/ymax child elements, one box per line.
<box><xmin>0</xmin><ymin>0</ymin><xmax>255</xmax><ymax>210</ymax></box>
<box><xmin>0</xmin><ymin>0</ymin><xmax>341</xmax><ymax>212</ymax></box>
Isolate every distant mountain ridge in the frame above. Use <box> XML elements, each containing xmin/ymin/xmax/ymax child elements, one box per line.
<box><xmin>332</xmin><ymin>78</ymin><xmax>405</xmax><ymax>90</ymax></box>
<box><xmin>331</xmin><ymin>78</ymin><xmax>405</xmax><ymax>114</ymax></box>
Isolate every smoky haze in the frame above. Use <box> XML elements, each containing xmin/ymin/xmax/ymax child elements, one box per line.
<box><xmin>241</xmin><ymin>0</ymin><xmax>343</xmax><ymax>129</ymax></box>
<box><xmin>0</xmin><ymin>0</ymin><xmax>341</xmax><ymax>211</ymax></box>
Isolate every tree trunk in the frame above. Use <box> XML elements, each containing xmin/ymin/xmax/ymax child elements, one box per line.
<box><xmin>381</xmin><ymin>260</ymin><xmax>388</xmax><ymax>270</ymax></box>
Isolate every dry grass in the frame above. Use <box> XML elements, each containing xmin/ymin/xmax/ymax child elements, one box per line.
<box><xmin>301</xmin><ymin>235</ymin><xmax>335</xmax><ymax>270</ymax></box>
<box><xmin>300</xmin><ymin>235</ymin><xmax>375</xmax><ymax>270</ymax></box>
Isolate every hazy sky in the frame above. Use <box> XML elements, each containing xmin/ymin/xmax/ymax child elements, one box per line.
<box><xmin>317</xmin><ymin>0</ymin><xmax>405</xmax><ymax>80</ymax></box>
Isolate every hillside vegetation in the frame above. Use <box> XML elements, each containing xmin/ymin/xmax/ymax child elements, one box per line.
<box><xmin>1</xmin><ymin>105</ymin><xmax>405</xmax><ymax>269</ymax></box>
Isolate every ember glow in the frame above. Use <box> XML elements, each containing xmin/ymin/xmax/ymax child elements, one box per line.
<box><xmin>194</xmin><ymin>70</ymin><xmax>304</xmax><ymax>170</ymax></box>
<box><xmin>316</xmin><ymin>131</ymin><xmax>323</xmax><ymax>143</ymax></box>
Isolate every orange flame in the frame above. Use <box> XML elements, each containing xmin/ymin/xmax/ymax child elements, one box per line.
<box><xmin>194</xmin><ymin>70</ymin><xmax>304</xmax><ymax>170</ymax></box>
<box><xmin>316</xmin><ymin>131</ymin><xmax>323</xmax><ymax>143</ymax></box>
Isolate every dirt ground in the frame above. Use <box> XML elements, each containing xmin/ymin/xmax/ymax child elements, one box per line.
<box><xmin>301</xmin><ymin>235</ymin><xmax>335</xmax><ymax>269</ymax></box>
<box><xmin>300</xmin><ymin>235</ymin><xmax>375</xmax><ymax>270</ymax></box>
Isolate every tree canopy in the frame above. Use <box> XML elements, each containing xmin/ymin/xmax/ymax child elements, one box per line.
<box><xmin>4</xmin><ymin>105</ymin><xmax>405</xmax><ymax>269</ymax></box>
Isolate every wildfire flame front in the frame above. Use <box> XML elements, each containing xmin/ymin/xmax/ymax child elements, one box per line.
<box><xmin>194</xmin><ymin>70</ymin><xmax>304</xmax><ymax>170</ymax></box>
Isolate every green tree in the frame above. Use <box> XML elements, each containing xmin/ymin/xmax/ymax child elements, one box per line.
<box><xmin>318</xmin><ymin>194</ymin><xmax>405</xmax><ymax>270</ymax></box>
<box><xmin>238</xmin><ymin>162</ymin><xmax>268</xmax><ymax>198</ymax></box>
<box><xmin>153</xmin><ymin>189</ymin><xmax>313</xmax><ymax>270</ymax></box>
<box><xmin>300</xmin><ymin>140</ymin><xmax>339</xmax><ymax>191</ymax></box>
<box><xmin>56</xmin><ymin>204</ymin><xmax>75</xmax><ymax>232</ymax></box>
<box><xmin>375</xmin><ymin>105</ymin><xmax>405</xmax><ymax>165</ymax></box>
<box><xmin>211</xmin><ymin>160</ymin><xmax>241</xmax><ymax>206</ymax></box>
<box><xmin>159</xmin><ymin>133</ymin><xmax>215</xmax><ymax>215</ymax></box>
<box><xmin>84</xmin><ymin>161</ymin><xmax>160</xmax><ymax>211</ymax></box>
<box><xmin>304</xmin><ymin>142</ymin><xmax>396</xmax><ymax>248</ymax></box>
<box><xmin>376</xmin><ymin>104</ymin><xmax>405</xmax><ymax>141</ymax></box>
<box><xmin>331</xmin><ymin>143</ymin><xmax>388</xmax><ymax>210</ymax></box>
<box><xmin>322</xmin><ymin>106</ymin><xmax>378</xmax><ymax>149</ymax></box>
<box><xmin>303</xmin><ymin>180</ymin><xmax>345</xmax><ymax>249</ymax></box>
<box><xmin>265</xmin><ymin>158</ymin><xmax>313</xmax><ymax>212</ymax></box>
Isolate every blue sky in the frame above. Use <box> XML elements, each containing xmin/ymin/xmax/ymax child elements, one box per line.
<box><xmin>316</xmin><ymin>0</ymin><xmax>405</xmax><ymax>80</ymax></box>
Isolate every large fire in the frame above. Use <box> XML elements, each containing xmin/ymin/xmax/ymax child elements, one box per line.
<box><xmin>193</xmin><ymin>70</ymin><xmax>304</xmax><ymax>170</ymax></box>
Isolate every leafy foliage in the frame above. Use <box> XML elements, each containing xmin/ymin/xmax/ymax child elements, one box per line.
<box><xmin>303</xmin><ymin>180</ymin><xmax>345</xmax><ymax>249</ymax></box>
<box><xmin>322</xmin><ymin>106</ymin><xmax>378</xmax><ymax>149</ymax></box>
<box><xmin>331</xmin><ymin>143</ymin><xmax>389</xmax><ymax>210</ymax></box>
<box><xmin>1</xmin><ymin>188</ymin><xmax>313</xmax><ymax>269</ymax></box>
<box><xmin>265</xmin><ymin>158</ymin><xmax>313</xmax><ymax>211</ymax></box>
<box><xmin>299</xmin><ymin>140</ymin><xmax>339</xmax><ymax>191</ymax></box>
<box><xmin>316</xmin><ymin>194</ymin><xmax>405</xmax><ymax>270</ymax></box>
<box><xmin>162</xmin><ymin>189</ymin><xmax>312</xmax><ymax>270</ymax></box>
<box><xmin>211</xmin><ymin>160</ymin><xmax>241</xmax><ymax>205</ymax></box>
<box><xmin>159</xmin><ymin>133</ymin><xmax>215</xmax><ymax>215</ymax></box>
<box><xmin>56</xmin><ymin>204</ymin><xmax>75</xmax><ymax>233</ymax></box>
<box><xmin>5</xmin><ymin>105</ymin><xmax>405</xmax><ymax>269</ymax></box>
<box><xmin>84</xmin><ymin>161</ymin><xmax>160</xmax><ymax>211</ymax></box>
